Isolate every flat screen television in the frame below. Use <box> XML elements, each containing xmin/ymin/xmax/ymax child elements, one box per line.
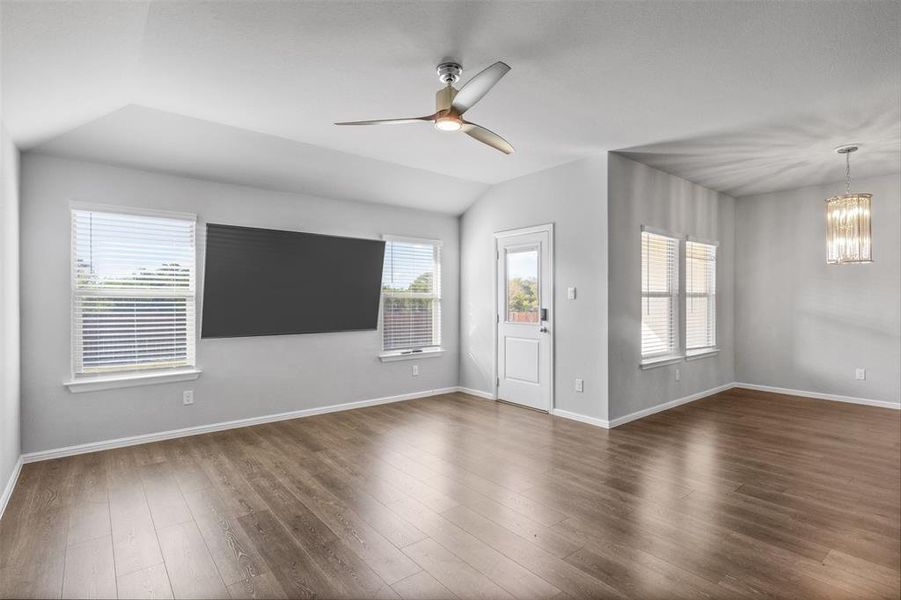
<box><xmin>201</xmin><ymin>223</ymin><xmax>385</xmax><ymax>338</ymax></box>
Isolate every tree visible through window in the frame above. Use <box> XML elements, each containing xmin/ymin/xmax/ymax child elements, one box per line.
<box><xmin>381</xmin><ymin>238</ymin><xmax>441</xmax><ymax>352</ymax></box>
<box><xmin>71</xmin><ymin>208</ymin><xmax>197</xmax><ymax>376</ymax></box>
<box><xmin>506</xmin><ymin>248</ymin><xmax>539</xmax><ymax>322</ymax></box>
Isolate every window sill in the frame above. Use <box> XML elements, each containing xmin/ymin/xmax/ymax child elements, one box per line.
<box><xmin>64</xmin><ymin>368</ymin><xmax>202</xmax><ymax>393</ymax></box>
<box><xmin>379</xmin><ymin>349</ymin><xmax>445</xmax><ymax>363</ymax></box>
<box><xmin>639</xmin><ymin>355</ymin><xmax>684</xmax><ymax>370</ymax></box>
<box><xmin>686</xmin><ymin>348</ymin><xmax>720</xmax><ymax>361</ymax></box>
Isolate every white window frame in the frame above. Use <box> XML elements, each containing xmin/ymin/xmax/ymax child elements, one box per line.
<box><xmin>685</xmin><ymin>236</ymin><xmax>719</xmax><ymax>358</ymax></box>
<box><xmin>379</xmin><ymin>235</ymin><xmax>444</xmax><ymax>362</ymax></box>
<box><xmin>640</xmin><ymin>226</ymin><xmax>682</xmax><ymax>368</ymax></box>
<box><xmin>64</xmin><ymin>203</ymin><xmax>201</xmax><ymax>392</ymax></box>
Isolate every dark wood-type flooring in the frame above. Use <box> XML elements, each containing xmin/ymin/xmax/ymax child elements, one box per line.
<box><xmin>1</xmin><ymin>388</ymin><xmax>899</xmax><ymax>599</ymax></box>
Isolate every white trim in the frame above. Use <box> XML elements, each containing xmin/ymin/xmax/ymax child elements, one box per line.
<box><xmin>494</xmin><ymin>223</ymin><xmax>555</xmax><ymax>239</ymax></box>
<box><xmin>379</xmin><ymin>349</ymin><xmax>445</xmax><ymax>362</ymax></box>
<box><xmin>609</xmin><ymin>382</ymin><xmax>736</xmax><ymax>427</ymax></box>
<box><xmin>493</xmin><ymin>223</ymin><xmax>555</xmax><ymax>413</ymax></box>
<box><xmin>455</xmin><ymin>386</ymin><xmax>497</xmax><ymax>400</ymax></box>
<box><xmin>0</xmin><ymin>456</ymin><xmax>24</xmax><ymax>521</ymax></box>
<box><xmin>685</xmin><ymin>348</ymin><xmax>719</xmax><ymax>361</ymax></box>
<box><xmin>733</xmin><ymin>383</ymin><xmax>900</xmax><ymax>410</ymax></box>
<box><xmin>380</xmin><ymin>237</ymin><xmax>443</xmax><ymax>356</ymax></box>
<box><xmin>639</xmin><ymin>355</ymin><xmax>683</xmax><ymax>369</ymax></box>
<box><xmin>21</xmin><ymin>387</ymin><xmax>458</xmax><ymax>463</ymax></box>
<box><xmin>641</xmin><ymin>228</ymin><xmax>681</xmax><ymax>360</ymax></box>
<box><xmin>64</xmin><ymin>368</ymin><xmax>202</xmax><ymax>393</ymax></box>
<box><xmin>552</xmin><ymin>382</ymin><xmax>736</xmax><ymax>430</ymax></box>
<box><xmin>640</xmin><ymin>224</ymin><xmax>682</xmax><ymax>239</ymax></box>
<box><xmin>382</xmin><ymin>233</ymin><xmax>444</xmax><ymax>247</ymax></box>
<box><xmin>69</xmin><ymin>206</ymin><xmax>199</xmax><ymax>380</ymax></box>
<box><xmin>15</xmin><ymin>380</ymin><xmax>899</xmax><ymax>476</ymax></box>
<box><xmin>551</xmin><ymin>383</ymin><xmax>899</xmax><ymax>434</ymax></box>
<box><xmin>686</xmin><ymin>235</ymin><xmax>720</xmax><ymax>247</ymax></box>
<box><xmin>551</xmin><ymin>408</ymin><xmax>611</xmax><ymax>429</ymax></box>
<box><xmin>69</xmin><ymin>201</ymin><xmax>197</xmax><ymax>222</ymax></box>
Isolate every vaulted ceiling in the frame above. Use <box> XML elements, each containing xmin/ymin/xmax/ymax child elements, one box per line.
<box><xmin>2</xmin><ymin>1</ymin><xmax>899</xmax><ymax>211</ymax></box>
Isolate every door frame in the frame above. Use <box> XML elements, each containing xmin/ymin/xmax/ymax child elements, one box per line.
<box><xmin>493</xmin><ymin>223</ymin><xmax>555</xmax><ymax>411</ymax></box>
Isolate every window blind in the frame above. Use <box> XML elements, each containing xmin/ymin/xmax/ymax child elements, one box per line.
<box><xmin>381</xmin><ymin>238</ymin><xmax>441</xmax><ymax>352</ymax></box>
<box><xmin>686</xmin><ymin>240</ymin><xmax>717</xmax><ymax>351</ymax></box>
<box><xmin>641</xmin><ymin>230</ymin><xmax>679</xmax><ymax>358</ymax></box>
<box><xmin>71</xmin><ymin>208</ymin><xmax>197</xmax><ymax>375</ymax></box>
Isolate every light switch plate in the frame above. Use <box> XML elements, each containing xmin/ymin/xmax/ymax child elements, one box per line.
<box><xmin>567</xmin><ymin>287</ymin><xmax>576</xmax><ymax>300</ymax></box>
<box><xmin>574</xmin><ymin>378</ymin><xmax>584</xmax><ymax>392</ymax></box>
<box><xmin>855</xmin><ymin>368</ymin><xmax>866</xmax><ymax>380</ymax></box>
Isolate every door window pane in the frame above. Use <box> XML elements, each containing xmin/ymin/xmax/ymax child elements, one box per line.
<box><xmin>506</xmin><ymin>248</ymin><xmax>539</xmax><ymax>323</ymax></box>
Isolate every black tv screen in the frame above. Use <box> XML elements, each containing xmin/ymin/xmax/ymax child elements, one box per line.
<box><xmin>201</xmin><ymin>224</ymin><xmax>385</xmax><ymax>338</ymax></box>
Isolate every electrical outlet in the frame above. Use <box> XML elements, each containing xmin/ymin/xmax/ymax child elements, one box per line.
<box><xmin>412</xmin><ymin>364</ymin><xmax>419</xmax><ymax>377</ymax></box>
<box><xmin>855</xmin><ymin>368</ymin><xmax>866</xmax><ymax>380</ymax></box>
<box><xmin>675</xmin><ymin>368</ymin><xmax>681</xmax><ymax>382</ymax></box>
<box><xmin>183</xmin><ymin>390</ymin><xmax>194</xmax><ymax>405</ymax></box>
<box><xmin>567</xmin><ymin>287</ymin><xmax>577</xmax><ymax>300</ymax></box>
<box><xmin>574</xmin><ymin>378</ymin><xmax>584</xmax><ymax>392</ymax></box>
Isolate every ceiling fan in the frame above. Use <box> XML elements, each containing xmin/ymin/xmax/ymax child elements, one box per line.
<box><xmin>335</xmin><ymin>61</ymin><xmax>514</xmax><ymax>155</ymax></box>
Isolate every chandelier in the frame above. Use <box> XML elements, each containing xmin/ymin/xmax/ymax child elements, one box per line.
<box><xmin>825</xmin><ymin>145</ymin><xmax>872</xmax><ymax>264</ymax></box>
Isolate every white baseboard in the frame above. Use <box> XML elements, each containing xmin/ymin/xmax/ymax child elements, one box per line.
<box><xmin>608</xmin><ymin>382</ymin><xmax>736</xmax><ymax>427</ymax></box>
<box><xmin>550</xmin><ymin>408</ymin><xmax>611</xmax><ymax>429</ymax></box>
<box><xmin>12</xmin><ymin>379</ymin><xmax>897</xmax><ymax>509</ymax></box>
<box><xmin>732</xmin><ymin>383</ymin><xmax>900</xmax><ymax>410</ymax></box>
<box><xmin>21</xmin><ymin>386</ymin><xmax>459</xmax><ymax>464</ymax></box>
<box><xmin>552</xmin><ymin>382</ymin><xmax>736</xmax><ymax>430</ymax></box>
<box><xmin>455</xmin><ymin>386</ymin><xmax>496</xmax><ymax>400</ymax></box>
<box><xmin>550</xmin><ymin>380</ymin><xmax>898</xmax><ymax>431</ymax></box>
<box><xmin>0</xmin><ymin>455</ymin><xmax>24</xmax><ymax>521</ymax></box>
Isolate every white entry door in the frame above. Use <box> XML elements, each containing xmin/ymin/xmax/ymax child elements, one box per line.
<box><xmin>496</xmin><ymin>225</ymin><xmax>553</xmax><ymax>412</ymax></box>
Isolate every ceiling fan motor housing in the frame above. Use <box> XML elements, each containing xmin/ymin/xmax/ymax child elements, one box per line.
<box><xmin>436</xmin><ymin>62</ymin><xmax>463</xmax><ymax>84</ymax></box>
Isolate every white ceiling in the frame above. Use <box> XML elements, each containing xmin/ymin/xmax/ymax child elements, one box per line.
<box><xmin>32</xmin><ymin>105</ymin><xmax>488</xmax><ymax>214</ymax></box>
<box><xmin>2</xmin><ymin>1</ymin><xmax>899</xmax><ymax>210</ymax></box>
<box><xmin>619</xmin><ymin>98</ymin><xmax>901</xmax><ymax>198</ymax></box>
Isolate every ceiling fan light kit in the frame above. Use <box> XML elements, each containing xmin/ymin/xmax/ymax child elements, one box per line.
<box><xmin>335</xmin><ymin>60</ymin><xmax>514</xmax><ymax>154</ymax></box>
<box><xmin>433</xmin><ymin>79</ymin><xmax>463</xmax><ymax>131</ymax></box>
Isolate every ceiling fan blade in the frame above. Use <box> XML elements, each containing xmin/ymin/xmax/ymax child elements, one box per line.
<box><xmin>461</xmin><ymin>122</ymin><xmax>514</xmax><ymax>155</ymax></box>
<box><xmin>451</xmin><ymin>61</ymin><xmax>511</xmax><ymax>114</ymax></box>
<box><xmin>335</xmin><ymin>115</ymin><xmax>434</xmax><ymax>126</ymax></box>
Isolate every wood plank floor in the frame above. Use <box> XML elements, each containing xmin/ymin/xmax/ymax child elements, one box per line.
<box><xmin>1</xmin><ymin>388</ymin><xmax>899</xmax><ymax>599</ymax></box>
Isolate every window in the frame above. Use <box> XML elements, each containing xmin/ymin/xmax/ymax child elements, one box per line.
<box><xmin>685</xmin><ymin>239</ymin><xmax>717</xmax><ymax>353</ymax></box>
<box><xmin>381</xmin><ymin>237</ymin><xmax>442</xmax><ymax>354</ymax></box>
<box><xmin>505</xmin><ymin>247</ymin><xmax>539</xmax><ymax>323</ymax></box>
<box><xmin>641</xmin><ymin>229</ymin><xmax>679</xmax><ymax>361</ymax></box>
<box><xmin>71</xmin><ymin>207</ymin><xmax>197</xmax><ymax>377</ymax></box>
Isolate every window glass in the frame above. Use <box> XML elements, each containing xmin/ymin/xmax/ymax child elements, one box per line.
<box><xmin>71</xmin><ymin>209</ymin><xmax>196</xmax><ymax>375</ymax></box>
<box><xmin>505</xmin><ymin>248</ymin><xmax>539</xmax><ymax>323</ymax></box>
<box><xmin>381</xmin><ymin>239</ymin><xmax>441</xmax><ymax>352</ymax></box>
<box><xmin>686</xmin><ymin>240</ymin><xmax>717</xmax><ymax>351</ymax></box>
<box><xmin>641</xmin><ymin>231</ymin><xmax>679</xmax><ymax>358</ymax></box>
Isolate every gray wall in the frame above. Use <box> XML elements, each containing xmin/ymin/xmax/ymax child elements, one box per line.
<box><xmin>20</xmin><ymin>154</ymin><xmax>460</xmax><ymax>453</ymax></box>
<box><xmin>460</xmin><ymin>155</ymin><xmax>609</xmax><ymax>420</ymax></box>
<box><xmin>1</xmin><ymin>124</ymin><xmax>21</xmax><ymax>487</ymax></box>
<box><xmin>735</xmin><ymin>173</ymin><xmax>900</xmax><ymax>405</ymax></box>
<box><xmin>607</xmin><ymin>153</ymin><xmax>735</xmax><ymax>420</ymax></box>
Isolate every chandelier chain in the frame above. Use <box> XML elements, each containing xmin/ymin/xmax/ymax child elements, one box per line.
<box><xmin>846</xmin><ymin>150</ymin><xmax>852</xmax><ymax>194</ymax></box>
